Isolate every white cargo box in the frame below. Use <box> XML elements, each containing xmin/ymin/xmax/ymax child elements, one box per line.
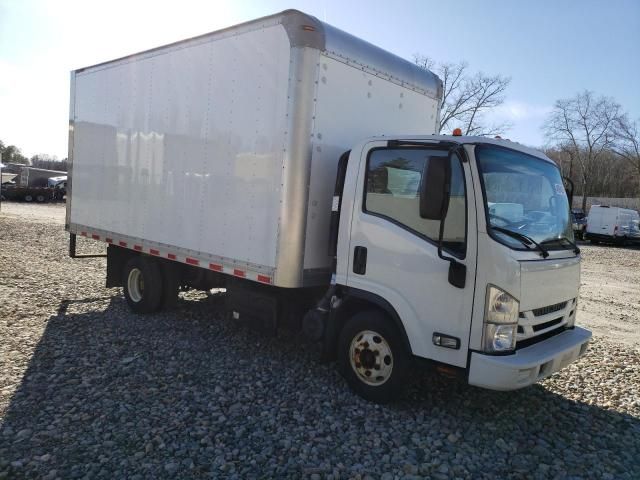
<box><xmin>67</xmin><ymin>10</ymin><xmax>441</xmax><ymax>287</ymax></box>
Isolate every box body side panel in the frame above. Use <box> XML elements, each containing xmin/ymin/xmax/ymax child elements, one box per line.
<box><xmin>70</xmin><ymin>24</ymin><xmax>291</xmax><ymax>270</ymax></box>
<box><xmin>302</xmin><ymin>54</ymin><xmax>440</xmax><ymax>273</ymax></box>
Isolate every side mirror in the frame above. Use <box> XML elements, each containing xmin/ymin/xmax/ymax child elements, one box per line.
<box><xmin>420</xmin><ymin>156</ymin><xmax>451</xmax><ymax>220</ymax></box>
<box><xmin>563</xmin><ymin>176</ymin><xmax>574</xmax><ymax>209</ymax></box>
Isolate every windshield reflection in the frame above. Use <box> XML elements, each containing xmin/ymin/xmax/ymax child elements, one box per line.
<box><xmin>476</xmin><ymin>145</ymin><xmax>574</xmax><ymax>250</ymax></box>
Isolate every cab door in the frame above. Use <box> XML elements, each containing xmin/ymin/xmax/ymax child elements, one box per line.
<box><xmin>344</xmin><ymin>141</ymin><xmax>477</xmax><ymax>367</ymax></box>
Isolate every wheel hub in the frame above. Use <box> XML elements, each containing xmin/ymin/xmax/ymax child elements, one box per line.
<box><xmin>127</xmin><ymin>268</ymin><xmax>144</xmax><ymax>303</ymax></box>
<box><xmin>349</xmin><ymin>330</ymin><xmax>393</xmax><ymax>386</ymax></box>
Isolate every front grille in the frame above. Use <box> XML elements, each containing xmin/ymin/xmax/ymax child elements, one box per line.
<box><xmin>532</xmin><ymin>317</ymin><xmax>563</xmax><ymax>332</ymax></box>
<box><xmin>532</xmin><ymin>301</ymin><xmax>567</xmax><ymax>317</ymax></box>
<box><xmin>516</xmin><ymin>299</ymin><xmax>574</xmax><ymax>349</ymax></box>
<box><xmin>517</xmin><ymin>327</ymin><xmax>566</xmax><ymax>349</ymax></box>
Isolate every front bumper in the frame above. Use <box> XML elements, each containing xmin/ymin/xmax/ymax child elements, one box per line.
<box><xmin>468</xmin><ymin>326</ymin><xmax>592</xmax><ymax>391</ymax></box>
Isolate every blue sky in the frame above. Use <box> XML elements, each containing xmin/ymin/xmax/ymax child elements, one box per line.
<box><xmin>1</xmin><ymin>0</ymin><xmax>638</xmax><ymax>158</ymax></box>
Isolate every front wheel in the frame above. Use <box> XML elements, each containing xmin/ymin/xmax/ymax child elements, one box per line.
<box><xmin>338</xmin><ymin>310</ymin><xmax>410</xmax><ymax>403</ymax></box>
<box><xmin>122</xmin><ymin>256</ymin><xmax>164</xmax><ymax>314</ymax></box>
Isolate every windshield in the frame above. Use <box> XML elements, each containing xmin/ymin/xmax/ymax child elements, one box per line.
<box><xmin>476</xmin><ymin>144</ymin><xmax>574</xmax><ymax>250</ymax></box>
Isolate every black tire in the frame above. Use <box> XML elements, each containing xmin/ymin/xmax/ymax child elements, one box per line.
<box><xmin>24</xmin><ymin>194</ymin><xmax>33</xmax><ymax>202</ymax></box>
<box><xmin>122</xmin><ymin>256</ymin><xmax>163</xmax><ymax>314</ymax></box>
<box><xmin>36</xmin><ymin>194</ymin><xmax>46</xmax><ymax>203</ymax></box>
<box><xmin>338</xmin><ymin>310</ymin><xmax>410</xmax><ymax>403</ymax></box>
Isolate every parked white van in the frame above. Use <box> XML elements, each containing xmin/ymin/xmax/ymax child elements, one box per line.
<box><xmin>586</xmin><ymin>205</ymin><xmax>640</xmax><ymax>245</ymax></box>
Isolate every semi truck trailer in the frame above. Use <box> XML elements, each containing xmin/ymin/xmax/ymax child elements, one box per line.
<box><xmin>66</xmin><ymin>10</ymin><xmax>591</xmax><ymax>402</ymax></box>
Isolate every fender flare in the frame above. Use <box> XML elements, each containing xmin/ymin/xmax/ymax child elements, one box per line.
<box><xmin>322</xmin><ymin>285</ymin><xmax>412</xmax><ymax>360</ymax></box>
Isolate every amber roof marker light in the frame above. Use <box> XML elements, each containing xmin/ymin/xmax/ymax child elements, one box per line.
<box><xmin>452</xmin><ymin>128</ymin><xmax>462</xmax><ymax>136</ymax></box>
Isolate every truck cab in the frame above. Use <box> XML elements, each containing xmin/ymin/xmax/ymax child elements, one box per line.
<box><xmin>325</xmin><ymin>134</ymin><xmax>591</xmax><ymax>401</ymax></box>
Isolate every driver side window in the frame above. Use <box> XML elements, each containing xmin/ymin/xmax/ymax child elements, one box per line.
<box><xmin>364</xmin><ymin>148</ymin><xmax>467</xmax><ymax>258</ymax></box>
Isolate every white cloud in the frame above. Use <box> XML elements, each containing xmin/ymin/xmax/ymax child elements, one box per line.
<box><xmin>482</xmin><ymin>101</ymin><xmax>553</xmax><ymax>147</ymax></box>
<box><xmin>491</xmin><ymin>101</ymin><xmax>552</xmax><ymax>122</ymax></box>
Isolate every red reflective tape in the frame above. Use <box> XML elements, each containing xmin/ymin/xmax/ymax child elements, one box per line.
<box><xmin>150</xmin><ymin>249</ymin><xmax>160</xmax><ymax>256</ymax></box>
<box><xmin>233</xmin><ymin>269</ymin><xmax>245</xmax><ymax>278</ymax></box>
<box><xmin>186</xmin><ymin>257</ymin><xmax>199</xmax><ymax>266</ymax></box>
<box><xmin>167</xmin><ymin>253</ymin><xmax>177</xmax><ymax>260</ymax></box>
<box><xmin>134</xmin><ymin>245</ymin><xmax>142</xmax><ymax>251</ymax></box>
<box><xmin>80</xmin><ymin>231</ymin><xmax>87</xmax><ymax>237</ymax></box>
<box><xmin>92</xmin><ymin>234</ymin><xmax>100</xmax><ymax>240</ymax></box>
<box><xmin>105</xmin><ymin>238</ymin><xmax>113</xmax><ymax>243</ymax></box>
<box><xmin>257</xmin><ymin>274</ymin><xmax>271</xmax><ymax>284</ymax></box>
<box><xmin>209</xmin><ymin>263</ymin><xmax>223</xmax><ymax>272</ymax></box>
<box><xmin>119</xmin><ymin>241</ymin><xmax>127</xmax><ymax>247</ymax></box>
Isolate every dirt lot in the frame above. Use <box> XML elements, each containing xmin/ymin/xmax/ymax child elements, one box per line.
<box><xmin>1</xmin><ymin>202</ymin><xmax>639</xmax><ymax>479</ymax></box>
<box><xmin>578</xmin><ymin>244</ymin><xmax>640</xmax><ymax>346</ymax></box>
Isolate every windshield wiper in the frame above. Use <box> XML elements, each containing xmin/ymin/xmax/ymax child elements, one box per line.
<box><xmin>541</xmin><ymin>236</ymin><xmax>580</xmax><ymax>255</ymax></box>
<box><xmin>491</xmin><ymin>226</ymin><xmax>549</xmax><ymax>258</ymax></box>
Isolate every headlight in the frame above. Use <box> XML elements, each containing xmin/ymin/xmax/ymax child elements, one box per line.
<box><xmin>483</xmin><ymin>286</ymin><xmax>519</xmax><ymax>353</ymax></box>
<box><xmin>485</xmin><ymin>285</ymin><xmax>519</xmax><ymax>324</ymax></box>
<box><xmin>483</xmin><ymin>324</ymin><xmax>517</xmax><ymax>352</ymax></box>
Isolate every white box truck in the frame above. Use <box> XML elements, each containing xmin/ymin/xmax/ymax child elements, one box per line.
<box><xmin>67</xmin><ymin>10</ymin><xmax>591</xmax><ymax>402</ymax></box>
<box><xmin>586</xmin><ymin>205</ymin><xmax>640</xmax><ymax>245</ymax></box>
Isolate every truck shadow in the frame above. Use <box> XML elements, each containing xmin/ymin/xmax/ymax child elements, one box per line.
<box><xmin>1</xmin><ymin>294</ymin><xmax>638</xmax><ymax>478</ymax></box>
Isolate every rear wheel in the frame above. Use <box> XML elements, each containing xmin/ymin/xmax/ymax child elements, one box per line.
<box><xmin>338</xmin><ymin>310</ymin><xmax>410</xmax><ymax>403</ymax></box>
<box><xmin>36</xmin><ymin>194</ymin><xmax>46</xmax><ymax>203</ymax></box>
<box><xmin>122</xmin><ymin>256</ymin><xmax>163</xmax><ymax>313</ymax></box>
<box><xmin>24</xmin><ymin>194</ymin><xmax>33</xmax><ymax>202</ymax></box>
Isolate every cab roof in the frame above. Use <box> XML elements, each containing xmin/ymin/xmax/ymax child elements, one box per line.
<box><xmin>368</xmin><ymin>134</ymin><xmax>555</xmax><ymax>165</ymax></box>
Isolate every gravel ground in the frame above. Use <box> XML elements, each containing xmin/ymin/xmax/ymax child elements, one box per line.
<box><xmin>577</xmin><ymin>243</ymin><xmax>640</xmax><ymax>346</ymax></box>
<box><xmin>1</xmin><ymin>202</ymin><xmax>639</xmax><ymax>479</ymax></box>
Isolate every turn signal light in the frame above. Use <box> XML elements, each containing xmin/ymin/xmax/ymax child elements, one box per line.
<box><xmin>433</xmin><ymin>332</ymin><xmax>460</xmax><ymax>349</ymax></box>
<box><xmin>452</xmin><ymin>128</ymin><xmax>462</xmax><ymax>136</ymax></box>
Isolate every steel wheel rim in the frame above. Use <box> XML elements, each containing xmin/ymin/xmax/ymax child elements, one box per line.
<box><xmin>349</xmin><ymin>329</ymin><xmax>393</xmax><ymax>386</ymax></box>
<box><xmin>127</xmin><ymin>268</ymin><xmax>144</xmax><ymax>302</ymax></box>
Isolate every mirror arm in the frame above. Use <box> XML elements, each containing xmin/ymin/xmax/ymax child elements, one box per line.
<box><xmin>436</xmin><ymin>216</ymin><xmax>466</xmax><ymax>289</ymax></box>
<box><xmin>450</xmin><ymin>144</ymin><xmax>468</xmax><ymax>162</ymax></box>
<box><xmin>436</xmin><ymin>150</ymin><xmax>466</xmax><ymax>289</ymax></box>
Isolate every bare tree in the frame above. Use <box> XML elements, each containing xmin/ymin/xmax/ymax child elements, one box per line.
<box><xmin>543</xmin><ymin>91</ymin><xmax>623</xmax><ymax>211</ymax></box>
<box><xmin>414</xmin><ymin>54</ymin><xmax>511</xmax><ymax>135</ymax></box>
<box><xmin>612</xmin><ymin>115</ymin><xmax>640</xmax><ymax>196</ymax></box>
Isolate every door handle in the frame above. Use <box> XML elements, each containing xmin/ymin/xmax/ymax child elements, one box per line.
<box><xmin>353</xmin><ymin>246</ymin><xmax>367</xmax><ymax>275</ymax></box>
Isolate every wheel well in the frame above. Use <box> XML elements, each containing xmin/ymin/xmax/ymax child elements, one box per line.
<box><xmin>106</xmin><ymin>244</ymin><xmax>134</xmax><ymax>288</ymax></box>
<box><xmin>322</xmin><ymin>287</ymin><xmax>412</xmax><ymax>361</ymax></box>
